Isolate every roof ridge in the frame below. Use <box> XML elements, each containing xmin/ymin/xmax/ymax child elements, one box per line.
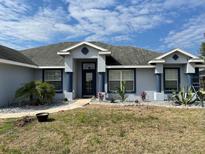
<box><xmin>21</xmin><ymin>41</ymin><xmax>163</xmax><ymax>56</ymax></box>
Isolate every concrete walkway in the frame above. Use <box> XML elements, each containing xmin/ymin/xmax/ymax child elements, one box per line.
<box><xmin>0</xmin><ymin>99</ymin><xmax>90</xmax><ymax>119</ymax></box>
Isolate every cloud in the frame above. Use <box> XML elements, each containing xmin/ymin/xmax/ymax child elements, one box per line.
<box><xmin>0</xmin><ymin>5</ymin><xmax>75</xmax><ymax>41</ymax></box>
<box><xmin>67</xmin><ymin>0</ymin><xmax>116</xmax><ymax>9</ymax></box>
<box><xmin>67</xmin><ymin>0</ymin><xmax>171</xmax><ymax>42</ymax></box>
<box><xmin>162</xmin><ymin>13</ymin><xmax>205</xmax><ymax>52</ymax></box>
<box><xmin>0</xmin><ymin>0</ymin><xmax>205</xmax><ymax>50</ymax></box>
<box><xmin>163</xmin><ymin>0</ymin><xmax>205</xmax><ymax>9</ymax></box>
<box><xmin>0</xmin><ymin>1</ymin><xmax>81</xmax><ymax>49</ymax></box>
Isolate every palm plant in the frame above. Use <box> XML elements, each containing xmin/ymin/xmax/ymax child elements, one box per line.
<box><xmin>35</xmin><ymin>81</ymin><xmax>55</xmax><ymax>104</ymax></box>
<box><xmin>16</xmin><ymin>81</ymin><xmax>55</xmax><ymax>105</ymax></box>
<box><xmin>15</xmin><ymin>81</ymin><xmax>37</xmax><ymax>103</ymax></box>
<box><xmin>172</xmin><ymin>88</ymin><xmax>196</xmax><ymax>106</ymax></box>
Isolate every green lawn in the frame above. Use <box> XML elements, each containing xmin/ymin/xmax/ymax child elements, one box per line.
<box><xmin>0</xmin><ymin>104</ymin><xmax>205</xmax><ymax>154</ymax></box>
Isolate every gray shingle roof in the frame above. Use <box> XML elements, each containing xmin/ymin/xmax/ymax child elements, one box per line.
<box><xmin>0</xmin><ymin>45</ymin><xmax>36</xmax><ymax>65</ymax></box>
<box><xmin>21</xmin><ymin>41</ymin><xmax>162</xmax><ymax>66</ymax></box>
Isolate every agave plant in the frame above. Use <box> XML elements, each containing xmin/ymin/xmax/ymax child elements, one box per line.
<box><xmin>172</xmin><ymin>88</ymin><xmax>196</xmax><ymax>106</ymax></box>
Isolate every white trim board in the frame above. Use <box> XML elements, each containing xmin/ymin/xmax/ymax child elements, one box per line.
<box><xmin>38</xmin><ymin>66</ymin><xmax>65</xmax><ymax>69</ymax></box>
<box><xmin>155</xmin><ymin>48</ymin><xmax>197</xmax><ymax>60</ymax></box>
<box><xmin>0</xmin><ymin>58</ymin><xmax>38</xmax><ymax>68</ymax></box>
<box><xmin>106</xmin><ymin>65</ymin><xmax>155</xmax><ymax>68</ymax></box>
<box><xmin>148</xmin><ymin>59</ymin><xmax>165</xmax><ymax>64</ymax></box>
<box><xmin>57</xmin><ymin>52</ymin><xmax>70</xmax><ymax>55</ymax></box>
<box><xmin>57</xmin><ymin>51</ymin><xmax>111</xmax><ymax>55</ymax></box>
<box><xmin>0</xmin><ymin>59</ymin><xmax>66</xmax><ymax>69</ymax></box>
<box><xmin>188</xmin><ymin>59</ymin><xmax>204</xmax><ymax>63</ymax></box>
<box><xmin>99</xmin><ymin>51</ymin><xmax>111</xmax><ymax>55</ymax></box>
<box><xmin>195</xmin><ymin>65</ymin><xmax>205</xmax><ymax>68</ymax></box>
<box><xmin>61</xmin><ymin>41</ymin><xmax>108</xmax><ymax>52</ymax></box>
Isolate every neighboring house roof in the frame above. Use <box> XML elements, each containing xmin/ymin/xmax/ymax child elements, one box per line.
<box><xmin>22</xmin><ymin>41</ymin><xmax>162</xmax><ymax>66</ymax></box>
<box><xmin>0</xmin><ymin>45</ymin><xmax>36</xmax><ymax>66</ymax></box>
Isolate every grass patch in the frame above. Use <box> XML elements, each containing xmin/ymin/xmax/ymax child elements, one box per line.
<box><xmin>0</xmin><ymin>105</ymin><xmax>205</xmax><ymax>153</ymax></box>
<box><xmin>0</xmin><ymin>120</ymin><xmax>14</xmax><ymax>134</ymax></box>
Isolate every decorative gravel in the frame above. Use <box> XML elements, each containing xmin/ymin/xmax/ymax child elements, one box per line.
<box><xmin>0</xmin><ymin>101</ymin><xmax>73</xmax><ymax>114</ymax></box>
<box><xmin>90</xmin><ymin>100</ymin><xmax>205</xmax><ymax>109</ymax></box>
<box><xmin>0</xmin><ymin>100</ymin><xmax>204</xmax><ymax>115</ymax></box>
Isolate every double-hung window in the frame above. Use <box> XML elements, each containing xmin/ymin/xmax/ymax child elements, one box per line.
<box><xmin>108</xmin><ymin>69</ymin><xmax>135</xmax><ymax>93</ymax></box>
<box><xmin>43</xmin><ymin>69</ymin><xmax>63</xmax><ymax>92</ymax></box>
<box><xmin>164</xmin><ymin>68</ymin><xmax>179</xmax><ymax>93</ymax></box>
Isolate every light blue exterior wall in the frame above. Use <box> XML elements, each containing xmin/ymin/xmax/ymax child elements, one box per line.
<box><xmin>154</xmin><ymin>51</ymin><xmax>197</xmax><ymax>101</ymax></box>
<box><xmin>52</xmin><ymin>47</ymin><xmax>200</xmax><ymax>101</ymax></box>
<box><xmin>0</xmin><ymin>63</ymin><xmax>34</xmax><ymax>107</ymax></box>
<box><xmin>106</xmin><ymin>68</ymin><xmax>157</xmax><ymax>101</ymax></box>
<box><xmin>63</xmin><ymin>45</ymin><xmax>106</xmax><ymax>100</ymax></box>
<box><xmin>1</xmin><ymin>46</ymin><xmax>201</xmax><ymax>106</ymax></box>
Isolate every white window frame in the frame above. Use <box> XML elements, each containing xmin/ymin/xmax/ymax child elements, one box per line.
<box><xmin>43</xmin><ymin>69</ymin><xmax>63</xmax><ymax>92</ymax></box>
<box><xmin>164</xmin><ymin>68</ymin><xmax>179</xmax><ymax>93</ymax></box>
<box><xmin>108</xmin><ymin>69</ymin><xmax>135</xmax><ymax>93</ymax></box>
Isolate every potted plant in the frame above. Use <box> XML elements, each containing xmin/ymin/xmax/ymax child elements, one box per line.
<box><xmin>36</xmin><ymin>112</ymin><xmax>49</xmax><ymax>122</ymax></box>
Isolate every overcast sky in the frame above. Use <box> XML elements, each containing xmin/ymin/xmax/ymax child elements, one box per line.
<box><xmin>0</xmin><ymin>0</ymin><xmax>205</xmax><ymax>55</ymax></box>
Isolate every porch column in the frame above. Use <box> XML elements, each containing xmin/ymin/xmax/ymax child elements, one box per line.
<box><xmin>156</xmin><ymin>73</ymin><xmax>161</xmax><ymax>92</ymax></box>
<box><xmin>67</xmin><ymin>72</ymin><xmax>73</xmax><ymax>92</ymax></box>
<box><xmin>98</xmin><ymin>72</ymin><xmax>105</xmax><ymax>92</ymax></box>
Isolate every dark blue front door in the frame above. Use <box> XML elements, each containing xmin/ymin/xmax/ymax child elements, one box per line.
<box><xmin>82</xmin><ymin>63</ymin><xmax>96</xmax><ymax>97</ymax></box>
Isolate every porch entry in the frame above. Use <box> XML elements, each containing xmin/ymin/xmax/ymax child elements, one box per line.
<box><xmin>82</xmin><ymin>62</ymin><xmax>96</xmax><ymax>97</ymax></box>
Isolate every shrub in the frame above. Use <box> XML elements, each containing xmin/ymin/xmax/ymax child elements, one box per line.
<box><xmin>141</xmin><ymin>91</ymin><xmax>147</xmax><ymax>101</ymax></box>
<box><xmin>172</xmin><ymin>88</ymin><xmax>196</xmax><ymax>106</ymax></box>
<box><xmin>98</xmin><ymin>92</ymin><xmax>105</xmax><ymax>102</ymax></box>
<box><xmin>110</xmin><ymin>98</ymin><xmax>116</xmax><ymax>103</ymax></box>
<box><xmin>35</xmin><ymin>81</ymin><xmax>55</xmax><ymax>104</ymax></box>
<box><xmin>15</xmin><ymin>81</ymin><xmax>55</xmax><ymax>105</ymax></box>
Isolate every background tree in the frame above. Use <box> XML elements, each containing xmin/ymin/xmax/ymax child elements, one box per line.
<box><xmin>200</xmin><ymin>33</ymin><xmax>205</xmax><ymax>57</ymax></box>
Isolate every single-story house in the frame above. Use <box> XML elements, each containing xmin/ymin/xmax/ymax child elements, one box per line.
<box><xmin>0</xmin><ymin>41</ymin><xmax>204</xmax><ymax>106</ymax></box>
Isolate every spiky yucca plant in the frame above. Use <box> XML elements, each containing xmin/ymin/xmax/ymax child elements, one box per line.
<box><xmin>173</xmin><ymin>88</ymin><xmax>196</xmax><ymax>106</ymax></box>
<box><xmin>117</xmin><ymin>81</ymin><xmax>127</xmax><ymax>102</ymax></box>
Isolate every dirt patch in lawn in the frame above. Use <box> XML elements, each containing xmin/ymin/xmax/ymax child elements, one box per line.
<box><xmin>15</xmin><ymin>116</ymin><xmax>35</xmax><ymax>127</ymax></box>
<box><xmin>0</xmin><ymin>104</ymin><xmax>205</xmax><ymax>154</ymax></box>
